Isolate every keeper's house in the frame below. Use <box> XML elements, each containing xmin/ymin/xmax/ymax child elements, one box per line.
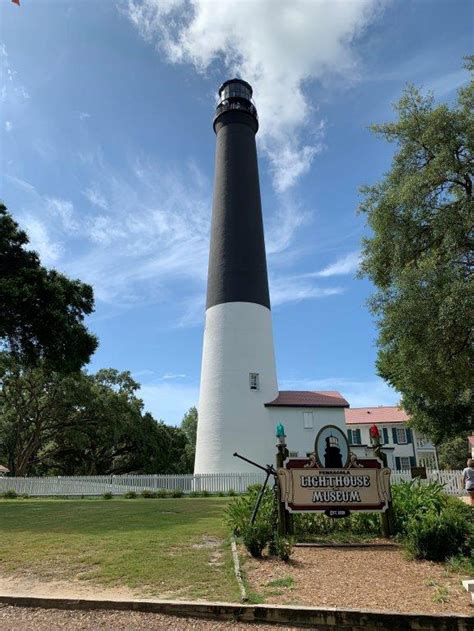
<box><xmin>345</xmin><ymin>406</ymin><xmax>439</xmax><ymax>470</ymax></box>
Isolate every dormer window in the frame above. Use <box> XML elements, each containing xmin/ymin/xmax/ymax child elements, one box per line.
<box><xmin>249</xmin><ymin>373</ymin><xmax>259</xmax><ymax>390</ymax></box>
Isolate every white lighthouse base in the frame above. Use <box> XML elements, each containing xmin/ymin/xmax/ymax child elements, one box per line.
<box><xmin>195</xmin><ymin>301</ymin><xmax>279</xmax><ymax>473</ymax></box>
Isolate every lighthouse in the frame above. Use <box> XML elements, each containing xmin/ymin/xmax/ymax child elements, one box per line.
<box><xmin>194</xmin><ymin>79</ymin><xmax>279</xmax><ymax>473</ymax></box>
<box><xmin>194</xmin><ymin>80</ymin><xmax>350</xmax><ymax>474</ymax></box>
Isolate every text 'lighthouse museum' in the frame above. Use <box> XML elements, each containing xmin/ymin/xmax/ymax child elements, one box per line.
<box><xmin>194</xmin><ymin>79</ymin><xmax>349</xmax><ymax>474</ymax></box>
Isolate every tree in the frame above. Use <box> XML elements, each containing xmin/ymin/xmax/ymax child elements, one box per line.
<box><xmin>0</xmin><ymin>354</ymin><xmax>77</xmax><ymax>475</ymax></box>
<box><xmin>0</xmin><ymin>203</ymin><xmax>97</xmax><ymax>371</ymax></box>
<box><xmin>180</xmin><ymin>406</ymin><xmax>197</xmax><ymax>470</ymax></box>
<box><xmin>359</xmin><ymin>58</ymin><xmax>473</xmax><ymax>443</ymax></box>
<box><xmin>0</xmin><ymin>357</ymin><xmax>195</xmax><ymax>476</ymax></box>
<box><xmin>438</xmin><ymin>435</ymin><xmax>471</xmax><ymax>470</ymax></box>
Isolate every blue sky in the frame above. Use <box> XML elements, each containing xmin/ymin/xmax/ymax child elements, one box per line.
<box><xmin>1</xmin><ymin>0</ymin><xmax>472</xmax><ymax>424</ymax></box>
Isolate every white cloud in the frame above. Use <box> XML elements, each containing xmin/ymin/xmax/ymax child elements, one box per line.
<box><xmin>0</xmin><ymin>43</ymin><xmax>30</xmax><ymax>103</ymax></box>
<box><xmin>65</xmin><ymin>158</ymin><xmax>212</xmax><ymax>305</ymax></box>
<box><xmin>83</xmin><ymin>186</ymin><xmax>109</xmax><ymax>210</ymax></box>
<box><xmin>126</xmin><ymin>0</ymin><xmax>385</xmax><ymax>191</ymax></box>
<box><xmin>79</xmin><ymin>112</ymin><xmax>91</xmax><ymax>120</ymax></box>
<box><xmin>24</xmin><ymin>216</ymin><xmax>63</xmax><ymax>266</ymax></box>
<box><xmin>270</xmin><ymin>275</ymin><xmax>344</xmax><ymax>307</ymax></box>
<box><xmin>160</xmin><ymin>373</ymin><xmax>187</xmax><ymax>380</ymax></box>
<box><xmin>266</xmin><ymin>195</ymin><xmax>311</xmax><ymax>257</ymax></box>
<box><xmin>5</xmin><ymin>120</ymin><xmax>12</xmax><ymax>132</ymax></box>
<box><xmin>280</xmin><ymin>376</ymin><xmax>399</xmax><ymax>408</ymax></box>
<box><xmin>313</xmin><ymin>250</ymin><xmax>360</xmax><ymax>277</ymax></box>
<box><xmin>46</xmin><ymin>197</ymin><xmax>78</xmax><ymax>234</ymax></box>
<box><xmin>424</xmin><ymin>69</ymin><xmax>468</xmax><ymax>98</ymax></box>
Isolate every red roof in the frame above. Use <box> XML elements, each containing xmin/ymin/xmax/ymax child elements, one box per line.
<box><xmin>345</xmin><ymin>406</ymin><xmax>409</xmax><ymax>425</ymax></box>
<box><xmin>265</xmin><ymin>391</ymin><xmax>349</xmax><ymax>408</ymax></box>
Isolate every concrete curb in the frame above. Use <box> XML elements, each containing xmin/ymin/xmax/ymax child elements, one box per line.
<box><xmin>0</xmin><ymin>595</ymin><xmax>472</xmax><ymax>630</ymax></box>
<box><xmin>294</xmin><ymin>542</ymin><xmax>400</xmax><ymax>549</ymax></box>
<box><xmin>230</xmin><ymin>536</ymin><xmax>247</xmax><ymax>602</ymax></box>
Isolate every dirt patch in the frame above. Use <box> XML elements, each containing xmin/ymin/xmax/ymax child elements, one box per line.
<box><xmin>0</xmin><ymin>573</ymin><xmax>141</xmax><ymax>602</ymax></box>
<box><xmin>243</xmin><ymin>546</ymin><xmax>473</xmax><ymax>615</ymax></box>
<box><xmin>192</xmin><ymin>536</ymin><xmax>221</xmax><ymax>549</ymax></box>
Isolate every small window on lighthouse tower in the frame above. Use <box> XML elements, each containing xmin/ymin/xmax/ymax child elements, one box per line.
<box><xmin>249</xmin><ymin>373</ymin><xmax>260</xmax><ymax>390</ymax></box>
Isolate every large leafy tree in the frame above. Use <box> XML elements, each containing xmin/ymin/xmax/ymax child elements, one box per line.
<box><xmin>359</xmin><ymin>58</ymin><xmax>473</xmax><ymax>443</ymax></box>
<box><xmin>0</xmin><ymin>358</ymin><xmax>194</xmax><ymax>475</ymax></box>
<box><xmin>0</xmin><ymin>203</ymin><xmax>97</xmax><ymax>371</ymax></box>
<box><xmin>437</xmin><ymin>435</ymin><xmax>471</xmax><ymax>470</ymax></box>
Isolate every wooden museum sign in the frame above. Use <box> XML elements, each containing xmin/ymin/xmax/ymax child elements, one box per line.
<box><xmin>277</xmin><ymin>425</ymin><xmax>391</xmax><ymax>517</ymax></box>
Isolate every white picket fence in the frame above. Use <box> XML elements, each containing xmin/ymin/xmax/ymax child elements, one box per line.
<box><xmin>0</xmin><ymin>472</ymin><xmax>266</xmax><ymax>496</ymax></box>
<box><xmin>0</xmin><ymin>469</ymin><xmax>465</xmax><ymax>497</ymax></box>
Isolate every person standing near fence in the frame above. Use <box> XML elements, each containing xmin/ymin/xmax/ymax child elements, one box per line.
<box><xmin>461</xmin><ymin>459</ymin><xmax>474</xmax><ymax>505</ymax></box>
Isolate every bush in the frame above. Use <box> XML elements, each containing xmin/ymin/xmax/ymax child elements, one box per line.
<box><xmin>242</xmin><ymin>522</ymin><xmax>272</xmax><ymax>558</ymax></box>
<box><xmin>156</xmin><ymin>489</ymin><xmax>170</xmax><ymax>498</ymax></box>
<box><xmin>275</xmin><ymin>535</ymin><xmax>294</xmax><ymax>561</ymax></box>
<box><xmin>189</xmin><ymin>491</ymin><xmax>200</xmax><ymax>497</ymax></box>
<box><xmin>2</xmin><ymin>490</ymin><xmax>18</xmax><ymax>499</ymax></box>
<box><xmin>293</xmin><ymin>510</ymin><xmax>381</xmax><ymax>541</ymax></box>
<box><xmin>405</xmin><ymin>500</ymin><xmax>473</xmax><ymax>561</ymax></box>
<box><xmin>391</xmin><ymin>480</ymin><xmax>447</xmax><ymax>537</ymax></box>
<box><xmin>171</xmin><ymin>489</ymin><xmax>183</xmax><ymax>498</ymax></box>
<box><xmin>141</xmin><ymin>490</ymin><xmax>157</xmax><ymax>499</ymax></box>
<box><xmin>225</xmin><ymin>484</ymin><xmax>275</xmax><ymax>557</ymax></box>
<box><xmin>124</xmin><ymin>491</ymin><xmax>137</xmax><ymax>499</ymax></box>
<box><xmin>225</xmin><ymin>484</ymin><xmax>274</xmax><ymax>537</ymax></box>
<box><xmin>102</xmin><ymin>492</ymin><xmax>113</xmax><ymax>500</ymax></box>
<box><xmin>201</xmin><ymin>490</ymin><xmax>210</xmax><ymax>497</ymax></box>
<box><xmin>228</xmin><ymin>489</ymin><xmax>236</xmax><ymax>496</ymax></box>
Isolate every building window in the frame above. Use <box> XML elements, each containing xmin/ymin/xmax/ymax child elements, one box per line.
<box><xmin>249</xmin><ymin>373</ymin><xmax>259</xmax><ymax>390</ymax></box>
<box><xmin>303</xmin><ymin>412</ymin><xmax>314</xmax><ymax>429</ymax></box>
<box><xmin>348</xmin><ymin>429</ymin><xmax>362</xmax><ymax>445</ymax></box>
<box><xmin>289</xmin><ymin>451</ymin><xmax>298</xmax><ymax>458</ymax></box>
<box><xmin>399</xmin><ymin>456</ymin><xmax>411</xmax><ymax>470</ymax></box>
<box><xmin>396</xmin><ymin>428</ymin><xmax>408</xmax><ymax>444</ymax></box>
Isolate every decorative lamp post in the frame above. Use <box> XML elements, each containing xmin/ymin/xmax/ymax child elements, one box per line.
<box><xmin>368</xmin><ymin>423</ymin><xmax>394</xmax><ymax>537</ymax></box>
<box><xmin>369</xmin><ymin>423</ymin><xmax>382</xmax><ymax>449</ymax></box>
<box><xmin>275</xmin><ymin>424</ymin><xmax>293</xmax><ymax>536</ymax></box>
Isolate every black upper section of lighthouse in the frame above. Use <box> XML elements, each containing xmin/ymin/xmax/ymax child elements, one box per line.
<box><xmin>206</xmin><ymin>79</ymin><xmax>271</xmax><ymax>310</ymax></box>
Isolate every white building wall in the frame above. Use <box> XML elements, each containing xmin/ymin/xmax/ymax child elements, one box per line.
<box><xmin>268</xmin><ymin>407</ymin><xmax>347</xmax><ymax>458</ymax></box>
<box><xmin>195</xmin><ymin>302</ymin><xmax>278</xmax><ymax>473</ymax></box>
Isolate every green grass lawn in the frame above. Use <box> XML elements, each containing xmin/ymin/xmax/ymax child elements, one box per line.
<box><xmin>0</xmin><ymin>498</ymin><xmax>240</xmax><ymax>601</ymax></box>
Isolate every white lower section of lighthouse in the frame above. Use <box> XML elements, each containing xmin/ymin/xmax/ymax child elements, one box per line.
<box><xmin>194</xmin><ymin>301</ymin><xmax>278</xmax><ymax>473</ymax></box>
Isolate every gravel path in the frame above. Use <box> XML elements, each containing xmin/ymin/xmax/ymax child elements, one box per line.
<box><xmin>0</xmin><ymin>606</ymin><xmax>299</xmax><ymax>630</ymax></box>
<box><xmin>245</xmin><ymin>547</ymin><xmax>472</xmax><ymax>615</ymax></box>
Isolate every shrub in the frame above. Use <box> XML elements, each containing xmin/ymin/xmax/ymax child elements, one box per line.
<box><xmin>201</xmin><ymin>490</ymin><xmax>210</xmax><ymax>497</ymax></box>
<box><xmin>2</xmin><ymin>490</ymin><xmax>18</xmax><ymax>499</ymax></box>
<box><xmin>391</xmin><ymin>480</ymin><xmax>447</xmax><ymax>537</ymax></box>
<box><xmin>293</xmin><ymin>510</ymin><xmax>381</xmax><ymax>541</ymax></box>
<box><xmin>225</xmin><ymin>484</ymin><xmax>274</xmax><ymax>537</ymax></box>
<box><xmin>156</xmin><ymin>489</ymin><xmax>170</xmax><ymax>498</ymax></box>
<box><xmin>275</xmin><ymin>535</ymin><xmax>294</xmax><ymax>562</ymax></box>
<box><xmin>141</xmin><ymin>490</ymin><xmax>157</xmax><ymax>498</ymax></box>
<box><xmin>189</xmin><ymin>491</ymin><xmax>200</xmax><ymax>497</ymax></box>
<box><xmin>228</xmin><ymin>489</ymin><xmax>236</xmax><ymax>496</ymax></box>
<box><xmin>124</xmin><ymin>491</ymin><xmax>137</xmax><ymax>499</ymax></box>
<box><xmin>171</xmin><ymin>489</ymin><xmax>183</xmax><ymax>498</ymax></box>
<box><xmin>102</xmin><ymin>492</ymin><xmax>113</xmax><ymax>500</ymax></box>
<box><xmin>242</xmin><ymin>522</ymin><xmax>272</xmax><ymax>558</ymax></box>
<box><xmin>405</xmin><ymin>501</ymin><xmax>473</xmax><ymax>561</ymax></box>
